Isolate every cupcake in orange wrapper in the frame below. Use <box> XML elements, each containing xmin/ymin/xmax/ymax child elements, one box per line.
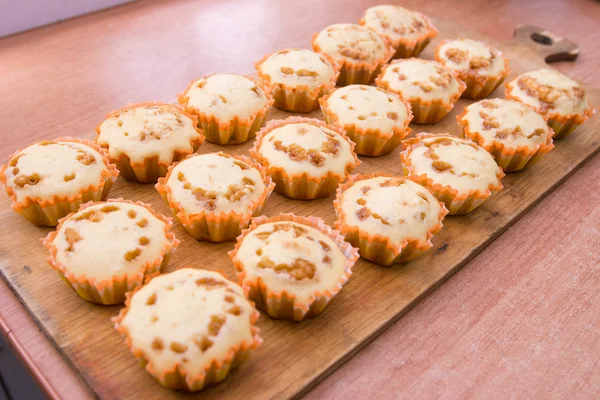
<box><xmin>0</xmin><ymin>137</ymin><xmax>119</xmax><ymax>226</ymax></box>
<box><xmin>334</xmin><ymin>173</ymin><xmax>447</xmax><ymax>265</ymax></box>
<box><xmin>249</xmin><ymin>117</ymin><xmax>360</xmax><ymax>200</ymax></box>
<box><xmin>178</xmin><ymin>73</ymin><xmax>273</xmax><ymax>145</ymax></box>
<box><xmin>319</xmin><ymin>84</ymin><xmax>413</xmax><ymax>156</ymax></box>
<box><xmin>228</xmin><ymin>214</ymin><xmax>359</xmax><ymax>321</ymax></box>
<box><xmin>155</xmin><ymin>152</ymin><xmax>274</xmax><ymax>242</ymax></box>
<box><xmin>505</xmin><ymin>68</ymin><xmax>594</xmax><ymax>139</ymax></box>
<box><xmin>376</xmin><ymin>58</ymin><xmax>465</xmax><ymax>124</ymax></box>
<box><xmin>113</xmin><ymin>268</ymin><xmax>261</xmax><ymax>391</ymax></box>
<box><xmin>359</xmin><ymin>5</ymin><xmax>438</xmax><ymax>59</ymax></box>
<box><xmin>95</xmin><ymin>102</ymin><xmax>204</xmax><ymax>183</ymax></box>
<box><xmin>42</xmin><ymin>199</ymin><xmax>179</xmax><ymax>304</ymax></box>
<box><xmin>435</xmin><ymin>39</ymin><xmax>510</xmax><ymax>99</ymax></box>
<box><xmin>312</xmin><ymin>23</ymin><xmax>394</xmax><ymax>86</ymax></box>
<box><xmin>400</xmin><ymin>133</ymin><xmax>504</xmax><ymax>215</ymax></box>
<box><xmin>255</xmin><ymin>48</ymin><xmax>340</xmax><ymax>113</ymax></box>
<box><xmin>457</xmin><ymin>99</ymin><xmax>555</xmax><ymax>172</ymax></box>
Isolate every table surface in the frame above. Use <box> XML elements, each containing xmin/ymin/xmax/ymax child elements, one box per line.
<box><xmin>0</xmin><ymin>0</ymin><xmax>599</xmax><ymax>399</ymax></box>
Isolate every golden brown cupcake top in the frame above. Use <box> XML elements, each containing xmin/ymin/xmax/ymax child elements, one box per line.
<box><xmin>313</xmin><ymin>23</ymin><xmax>389</xmax><ymax>64</ymax></box>
<box><xmin>436</xmin><ymin>39</ymin><xmax>507</xmax><ymax>77</ymax></box>
<box><xmin>361</xmin><ymin>5</ymin><xmax>435</xmax><ymax>42</ymax></box>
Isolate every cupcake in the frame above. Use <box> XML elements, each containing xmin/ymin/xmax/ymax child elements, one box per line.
<box><xmin>312</xmin><ymin>23</ymin><xmax>394</xmax><ymax>86</ymax></box>
<box><xmin>334</xmin><ymin>173</ymin><xmax>447</xmax><ymax>265</ymax></box>
<box><xmin>457</xmin><ymin>99</ymin><xmax>554</xmax><ymax>171</ymax></box>
<box><xmin>255</xmin><ymin>49</ymin><xmax>339</xmax><ymax>113</ymax></box>
<box><xmin>178</xmin><ymin>74</ymin><xmax>273</xmax><ymax>145</ymax></box>
<box><xmin>319</xmin><ymin>84</ymin><xmax>413</xmax><ymax>156</ymax></box>
<box><xmin>96</xmin><ymin>102</ymin><xmax>204</xmax><ymax>183</ymax></box>
<box><xmin>228</xmin><ymin>214</ymin><xmax>359</xmax><ymax>321</ymax></box>
<box><xmin>42</xmin><ymin>199</ymin><xmax>179</xmax><ymax>304</ymax></box>
<box><xmin>249</xmin><ymin>117</ymin><xmax>360</xmax><ymax>199</ymax></box>
<box><xmin>359</xmin><ymin>5</ymin><xmax>438</xmax><ymax>59</ymax></box>
<box><xmin>376</xmin><ymin>58</ymin><xmax>465</xmax><ymax>124</ymax></box>
<box><xmin>400</xmin><ymin>134</ymin><xmax>504</xmax><ymax>214</ymax></box>
<box><xmin>113</xmin><ymin>268</ymin><xmax>261</xmax><ymax>391</ymax></box>
<box><xmin>0</xmin><ymin>137</ymin><xmax>118</xmax><ymax>226</ymax></box>
<box><xmin>505</xmin><ymin>68</ymin><xmax>594</xmax><ymax>139</ymax></box>
<box><xmin>435</xmin><ymin>39</ymin><xmax>510</xmax><ymax>99</ymax></box>
<box><xmin>155</xmin><ymin>152</ymin><xmax>274</xmax><ymax>242</ymax></box>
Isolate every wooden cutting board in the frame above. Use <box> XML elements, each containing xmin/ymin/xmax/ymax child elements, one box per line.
<box><xmin>0</xmin><ymin>18</ymin><xmax>598</xmax><ymax>400</ymax></box>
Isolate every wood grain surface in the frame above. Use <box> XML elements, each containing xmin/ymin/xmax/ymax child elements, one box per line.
<box><xmin>0</xmin><ymin>0</ymin><xmax>599</xmax><ymax>399</ymax></box>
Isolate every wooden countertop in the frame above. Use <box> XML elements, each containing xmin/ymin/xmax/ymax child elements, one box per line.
<box><xmin>0</xmin><ymin>0</ymin><xmax>599</xmax><ymax>398</ymax></box>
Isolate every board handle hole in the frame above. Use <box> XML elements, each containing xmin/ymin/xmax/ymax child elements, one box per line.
<box><xmin>531</xmin><ymin>32</ymin><xmax>553</xmax><ymax>45</ymax></box>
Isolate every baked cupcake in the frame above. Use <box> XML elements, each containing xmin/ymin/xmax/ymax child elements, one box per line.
<box><xmin>457</xmin><ymin>99</ymin><xmax>554</xmax><ymax>171</ymax></box>
<box><xmin>319</xmin><ymin>84</ymin><xmax>412</xmax><ymax>156</ymax></box>
<box><xmin>0</xmin><ymin>137</ymin><xmax>118</xmax><ymax>226</ymax></box>
<box><xmin>400</xmin><ymin>134</ymin><xmax>504</xmax><ymax>214</ymax></box>
<box><xmin>255</xmin><ymin>49</ymin><xmax>339</xmax><ymax>113</ymax></box>
<box><xmin>96</xmin><ymin>102</ymin><xmax>204</xmax><ymax>183</ymax></box>
<box><xmin>376</xmin><ymin>58</ymin><xmax>465</xmax><ymax>124</ymax></box>
<box><xmin>312</xmin><ymin>23</ymin><xmax>394</xmax><ymax>86</ymax></box>
<box><xmin>435</xmin><ymin>39</ymin><xmax>510</xmax><ymax>99</ymax></box>
<box><xmin>249</xmin><ymin>117</ymin><xmax>360</xmax><ymax>199</ymax></box>
<box><xmin>155</xmin><ymin>152</ymin><xmax>274</xmax><ymax>242</ymax></box>
<box><xmin>334</xmin><ymin>173</ymin><xmax>447</xmax><ymax>265</ymax></box>
<box><xmin>178</xmin><ymin>74</ymin><xmax>273</xmax><ymax>145</ymax></box>
<box><xmin>505</xmin><ymin>69</ymin><xmax>594</xmax><ymax>139</ymax></box>
<box><xmin>42</xmin><ymin>199</ymin><xmax>178</xmax><ymax>304</ymax></box>
<box><xmin>359</xmin><ymin>5</ymin><xmax>438</xmax><ymax>59</ymax></box>
<box><xmin>113</xmin><ymin>268</ymin><xmax>261</xmax><ymax>391</ymax></box>
<box><xmin>228</xmin><ymin>214</ymin><xmax>359</xmax><ymax>321</ymax></box>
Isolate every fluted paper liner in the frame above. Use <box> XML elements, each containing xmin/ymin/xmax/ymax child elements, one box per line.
<box><xmin>319</xmin><ymin>88</ymin><xmax>413</xmax><ymax>156</ymax></box>
<box><xmin>505</xmin><ymin>83</ymin><xmax>595</xmax><ymax>139</ymax></box>
<box><xmin>228</xmin><ymin>214</ymin><xmax>359</xmax><ymax>321</ymax></box>
<box><xmin>42</xmin><ymin>199</ymin><xmax>179</xmax><ymax>305</ymax></box>
<box><xmin>255</xmin><ymin>51</ymin><xmax>340</xmax><ymax>113</ymax></box>
<box><xmin>333</xmin><ymin>173</ymin><xmax>448</xmax><ymax>265</ymax></box>
<box><xmin>375</xmin><ymin>59</ymin><xmax>466</xmax><ymax>124</ymax></box>
<box><xmin>0</xmin><ymin>137</ymin><xmax>119</xmax><ymax>226</ymax></box>
<box><xmin>155</xmin><ymin>152</ymin><xmax>275</xmax><ymax>242</ymax></box>
<box><xmin>112</xmin><ymin>269</ymin><xmax>262</xmax><ymax>391</ymax></box>
<box><xmin>456</xmin><ymin>107</ymin><xmax>555</xmax><ymax>172</ymax></box>
<box><xmin>249</xmin><ymin>116</ymin><xmax>361</xmax><ymax>199</ymax></box>
<box><xmin>400</xmin><ymin>133</ymin><xmax>505</xmax><ymax>215</ymax></box>
<box><xmin>434</xmin><ymin>40</ymin><xmax>511</xmax><ymax>100</ymax></box>
<box><xmin>95</xmin><ymin>102</ymin><xmax>205</xmax><ymax>183</ymax></box>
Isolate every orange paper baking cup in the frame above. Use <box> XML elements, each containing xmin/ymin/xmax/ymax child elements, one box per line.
<box><xmin>0</xmin><ymin>137</ymin><xmax>119</xmax><ymax>227</ymax></box>
<box><xmin>42</xmin><ymin>198</ymin><xmax>179</xmax><ymax>305</ymax></box>
<box><xmin>112</xmin><ymin>269</ymin><xmax>262</xmax><ymax>391</ymax></box>
<box><xmin>156</xmin><ymin>153</ymin><xmax>275</xmax><ymax>242</ymax></box>
<box><xmin>178</xmin><ymin>75</ymin><xmax>273</xmax><ymax>145</ymax></box>
<box><xmin>249</xmin><ymin>116</ymin><xmax>361</xmax><ymax>199</ymax></box>
<box><xmin>400</xmin><ymin>133</ymin><xmax>505</xmax><ymax>215</ymax></box>
<box><xmin>95</xmin><ymin>102</ymin><xmax>205</xmax><ymax>183</ymax></box>
<box><xmin>228</xmin><ymin>213</ymin><xmax>359</xmax><ymax>321</ymax></box>
<box><xmin>333</xmin><ymin>173</ymin><xmax>448</xmax><ymax>265</ymax></box>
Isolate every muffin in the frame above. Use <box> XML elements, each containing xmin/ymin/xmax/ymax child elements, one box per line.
<box><xmin>42</xmin><ymin>199</ymin><xmax>179</xmax><ymax>304</ymax></box>
<box><xmin>96</xmin><ymin>102</ymin><xmax>204</xmax><ymax>183</ymax></box>
<box><xmin>376</xmin><ymin>58</ymin><xmax>465</xmax><ymax>124</ymax></box>
<box><xmin>255</xmin><ymin>49</ymin><xmax>339</xmax><ymax>113</ymax></box>
<box><xmin>359</xmin><ymin>5</ymin><xmax>438</xmax><ymax>59</ymax></box>
<box><xmin>435</xmin><ymin>39</ymin><xmax>510</xmax><ymax>99</ymax></box>
<box><xmin>155</xmin><ymin>152</ymin><xmax>274</xmax><ymax>242</ymax></box>
<box><xmin>0</xmin><ymin>137</ymin><xmax>118</xmax><ymax>226</ymax></box>
<box><xmin>505</xmin><ymin>68</ymin><xmax>594</xmax><ymax>139</ymax></box>
<box><xmin>249</xmin><ymin>117</ymin><xmax>360</xmax><ymax>199</ymax></box>
<box><xmin>457</xmin><ymin>99</ymin><xmax>554</xmax><ymax>171</ymax></box>
<box><xmin>312</xmin><ymin>23</ymin><xmax>394</xmax><ymax>86</ymax></box>
<box><xmin>228</xmin><ymin>214</ymin><xmax>359</xmax><ymax>321</ymax></box>
<box><xmin>400</xmin><ymin>134</ymin><xmax>504</xmax><ymax>214</ymax></box>
<box><xmin>178</xmin><ymin>74</ymin><xmax>273</xmax><ymax>145</ymax></box>
<box><xmin>113</xmin><ymin>268</ymin><xmax>261</xmax><ymax>391</ymax></box>
<box><xmin>319</xmin><ymin>84</ymin><xmax>413</xmax><ymax>156</ymax></box>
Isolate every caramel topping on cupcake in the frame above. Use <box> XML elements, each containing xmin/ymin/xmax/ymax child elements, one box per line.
<box><xmin>437</xmin><ymin>39</ymin><xmax>506</xmax><ymax>77</ymax></box>
<box><xmin>313</xmin><ymin>23</ymin><xmax>389</xmax><ymax>63</ymax></box>
<box><xmin>362</xmin><ymin>5</ymin><xmax>433</xmax><ymax>41</ymax></box>
<box><xmin>256</xmin><ymin>49</ymin><xmax>335</xmax><ymax>90</ymax></box>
